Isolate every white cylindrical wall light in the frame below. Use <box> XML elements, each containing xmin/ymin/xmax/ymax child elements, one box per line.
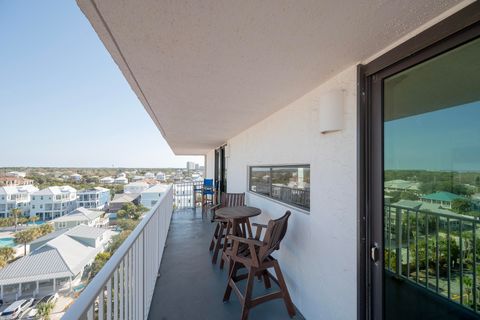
<box><xmin>318</xmin><ymin>89</ymin><xmax>344</xmax><ymax>134</ymax></box>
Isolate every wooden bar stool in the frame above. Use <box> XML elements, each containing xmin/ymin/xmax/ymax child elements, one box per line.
<box><xmin>208</xmin><ymin>193</ymin><xmax>246</xmax><ymax>265</ymax></box>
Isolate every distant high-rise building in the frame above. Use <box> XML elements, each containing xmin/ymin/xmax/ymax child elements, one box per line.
<box><xmin>186</xmin><ymin>161</ymin><xmax>196</xmax><ymax>171</ymax></box>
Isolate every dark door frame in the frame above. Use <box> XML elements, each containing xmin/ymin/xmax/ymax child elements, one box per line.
<box><xmin>357</xmin><ymin>3</ymin><xmax>480</xmax><ymax>320</ymax></box>
<box><xmin>214</xmin><ymin>145</ymin><xmax>227</xmax><ymax>198</ymax></box>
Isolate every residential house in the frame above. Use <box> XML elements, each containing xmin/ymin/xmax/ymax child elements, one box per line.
<box><xmin>140</xmin><ymin>184</ymin><xmax>170</xmax><ymax>208</ymax></box>
<box><xmin>70</xmin><ymin>173</ymin><xmax>82</xmax><ymax>182</ymax></box>
<box><xmin>0</xmin><ymin>225</ymin><xmax>114</xmax><ymax>300</ymax></box>
<box><xmin>384</xmin><ymin>179</ymin><xmax>421</xmax><ymax>193</ymax></box>
<box><xmin>30</xmin><ymin>186</ymin><xmax>77</xmax><ymax>220</ymax></box>
<box><xmin>5</xmin><ymin>171</ymin><xmax>26</xmax><ymax>178</ymax></box>
<box><xmin>51</xmin><ymin>207</ymin><xmax>106</xmax><ymax>230</ymax></box>
<box><xmin>124</xmin><ymin>181</ymin><xmax>149</xmax><ymax>194</ymax></box>
<box><xmin>155</xmin><ymin>172</ymin><xmax>166</xmax><ymax>181</ymax></box>
<box><xmin>420</xmin><ymin>191</ymin><xmax>464</xmax><ymax>209</ymax></box>
<box><xmin>108</xmin><ymin>193</ymin><xmax>140</xmax><ymax>214</ymax></box>
<box><xmin>113</xmin><ymin>176</ymin><xmax>128</xmax><ymax>185</ymax></box>
<box><xmin>99</xmin><ymin>176</ymin><xmax>115</xmax><ymax>184</ymax></box>
<box><xmin>77</xmin><ymin>187</ymin><xmax>110</xmax><ymax>209</ymax></box>
<box><xmin>0</xmin><ymin>176</ymin><xmax>34</xmax><ymax>187</ymax></box>
<box><xmin>0</xmin><ymin>185</ymin><xmax>38</xmax><ymax>218</ymax></box>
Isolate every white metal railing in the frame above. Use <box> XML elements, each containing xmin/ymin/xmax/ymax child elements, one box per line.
<box><xmin>173</xmin><ymin>181</ymin><xmax>204</xmax><ymax>209</ymax></box>
<box><xmin>62</xmin><ymin>185</ymin><xmax>174</xmax><ymax>320</ymax></box>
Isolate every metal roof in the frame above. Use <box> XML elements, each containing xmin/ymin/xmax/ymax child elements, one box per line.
<box><xmin>66</xmin><ymin>224</ymin><xmax>108</xmax><ymax>240</ymax></box>
<box><xmin>52</xmin><ymin>207</ymin><xmax>103</xmax><ymax>223</ymax></box>
<box><xmin>421</xmin><ymin>191</ymin><xmax>464</xmax><ymax>202</ymax></box>
<box><xmin>33</xmin><ymin>186</ymin><xmax>76</xmax><ymax>196</ymax></box>
<box><xmin>0</xmin><ymin>226</ymin><xmax>110</xmax><ymax>285</ymax></box>
<box><xmin>111</xmin><ymin>193</ymin><xmax>139</xmax><ymax>203</ymax></box>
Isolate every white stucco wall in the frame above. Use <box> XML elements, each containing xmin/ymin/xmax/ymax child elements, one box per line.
<box><xmin>205</xmin><ymin>150</ymin><xmax>215</xmax><ymax>179</ymax></box>
<box><xmin>210</xmin><ymin>66</ymin><xmax>358</xmax><ymax>319</ymax></box>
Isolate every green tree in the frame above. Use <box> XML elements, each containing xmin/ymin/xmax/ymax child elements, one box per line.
<box><xmin>90</xmin><ymin>252</ymin><xmax>111</xmax><ymax>279</ymax></box>
<box><xmin>452</xmin><ymin>198</ymin><xmax>472</xmax><ymax>214</ymax></box>
<box><xmin>117</xmin><ymin>203</ymin><xmax>148</xmax><ymax>220</ymax></box>
<box><xmin>29</xmin><ymin>215</ymin><xmax>39</xmax><ymax>225</ymax></box>
<box><xmin>14</xmin><ymin>228</ymin><xmax>39</xmax><ymax>256</ymax></box>
<box><xmin>108</xmin><ymin>231</ymin><xmax>131</xmax><ymax>254</ymax></box>
<box><xmin>38</xmin><ymin>223</ymin><xmax>54</xmax><ymax>236</ymax></box>
<box><xmin>36</xmin><ymin>301</ymin><xmax>54</xmax><ymax>320</ymax></box>
<box><xmin>116</xmin><ymin>219</ymin><xmax>139</xmax><ymax>231</ymax></box>
<box><xmin>10</xmin><ymin>208</ymin><xmax>22</xmax><ymax>232</ymax></box>
<box><xmin>0</xmin><ymin>247</ymin><xmax>15</xmax><ymax>262</ymax></box>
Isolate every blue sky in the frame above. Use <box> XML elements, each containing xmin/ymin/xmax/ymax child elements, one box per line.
<box><xmin>0</xmin><ymin>1</ymin><xmax>203</xmax><ymax>168</ymax></box>
<box><xmin>385</xmin><ymin>101</ymin><xmax>480</xmax><ymax>172</ymax></box>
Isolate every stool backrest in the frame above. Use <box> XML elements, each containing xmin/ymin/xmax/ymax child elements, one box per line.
<box><xmin>258</xmin><ymin>211</ymin><xmax>291</xmax><ymax>262</ymax></box>
<box><xmin>220</xmin><ymin>193</ymin><xmax>245</xmax><ymax>208</ymax></box>
<box><xmin>204</xmin><ymin>179</ymin><xmax>214</xmax><ymax>188</ymax></box>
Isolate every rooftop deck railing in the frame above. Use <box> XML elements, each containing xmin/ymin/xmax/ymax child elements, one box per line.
<box><xmin>385</xmin><ymin>204</ymin><xmax>480</xmax><ymax>314</ymax></box>
<box><xmin>63</xmin><ymin>185</ymin><xmax>173</xmax><ymax>320</ymax></box>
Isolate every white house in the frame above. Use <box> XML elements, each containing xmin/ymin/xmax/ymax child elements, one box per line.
<box><xmin>114</xmin><ymin>177</ymin><xmax>128</xmax><ymax>185</ymax></box>
<box><xmin>155</xmin><ymin>172</ymin><xmax>166</xmax><ymax>181</ymax></box>
<box><xmin>74</xmin><ymin>1</ymin><xmax>480</xmax><ymax>320</ymax></box>
<box><xmin>140</xmin><ymin>184</ymin><xmax>170</xmax><ymax>209</ymax></box>
<box><xmin>5</xmin><ymin>171</ymin><xmax>26</xmax><ymax>178</ymax></box>
<box><xmin>144</xmin><ymin>172</ymin><xmax>155</xmax><ymax>179</ymax></box>
<box><xmin>70</xmin><ymin>173</ymin><xmax>82</xmax><ymax>182</ymax></box>
<box><xmin>0</xmin><ymin>225</ymin><xmax>114</xmax><ymax>300</ymax></box>
<box><xmin>51</xmin><ymin>207</ymin><xmax>105</xmax><ymax>230</ymax></box>
<box><xmin>0</xmin><ymin>185</ymin><xmax>39</xmax><ymax>218</ymax></box>
<box><xmin>77</xmin><ymin>187</ymin><xmax>110</xmax><ymax>210</ymax></box>
<box><xmin>30</xmin><ymin>186</ymin><xmax>77</xmax><ymax>220</ymax></box>
<box><xmin>100</xmin><ymin>176</ymin><xmax>115</xmax><ymax>184</ymax></box>
<box><xmin>124</xmin><ymin>181</ymin><xmax>149</xmax><ymax>194</ymax></box>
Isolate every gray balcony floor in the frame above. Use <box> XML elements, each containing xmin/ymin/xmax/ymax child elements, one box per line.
<box><xmin>148</xmin><ymin>208</ymin><xmax>302</xmax><ymax>320</ymax></box>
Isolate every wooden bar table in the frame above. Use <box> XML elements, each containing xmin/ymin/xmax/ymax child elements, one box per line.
<box><xmin>215</xmin><ymin>206</ymin><xmax>261</xmax><ymax>269</ymax></box>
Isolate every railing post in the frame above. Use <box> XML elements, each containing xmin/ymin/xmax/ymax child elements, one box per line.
<box><xmin>395</xmin><ymin>207</ymin><xmax>402</xmax><ymax>276</ymax></box>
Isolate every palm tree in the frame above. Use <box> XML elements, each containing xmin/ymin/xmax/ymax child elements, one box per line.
<box><xmin>29</xmin><ymin>215</ymin><xmax>39</xmax><ymax>225</ymax></box>
<box><xmin>14</xmin><ymin>229</ymin><xmax>38</xmax><ymax>256</ymax></box>
<box><xmin>10</xmin><ymin>208</ymin><xmax>22</xmax><ymax>231</ymax></box>
<box><xmin>0</xmin><ymin>247</ymin><xmax>15</xmax><ymax>262</ymax></box>
<box><xmin>36</xmin><ymin>301</ymin><xmax>54</xmax><ymax>320</ymax></box>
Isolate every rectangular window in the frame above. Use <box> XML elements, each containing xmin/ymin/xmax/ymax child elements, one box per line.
<box><xmin>249</xmin><ymin>165</ymin><xmax>310</xmax><ymax>211</ymax></box>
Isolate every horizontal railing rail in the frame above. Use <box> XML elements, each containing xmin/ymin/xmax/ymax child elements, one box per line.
<box><xmin>62</xmin><ymin>185</ymin><xmax>174</xmax><ymax>320</ymax></box>
<box><xmin>385</xmin><ymin>203</ymin><xmax>480</xmax><ymax>314</ymax></box>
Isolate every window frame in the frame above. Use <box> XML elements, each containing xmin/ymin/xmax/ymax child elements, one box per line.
<box><xmin>248</xmin><ymin>164</ymin><xmax>310</xmax><ymax>211</ymax></box>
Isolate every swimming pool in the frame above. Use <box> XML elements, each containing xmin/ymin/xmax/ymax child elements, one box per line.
<box><xmin>0</xmin><ymin>237</ymin><xmax>16</xmax><ymax>247</ymax></box>
<box><xmin>27</xmin><ymin>221</ymin><xmax>45</xmax><ymax>226</ymax></box>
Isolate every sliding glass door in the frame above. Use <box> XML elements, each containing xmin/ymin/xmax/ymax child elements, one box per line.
<box><xmin>368</xmin><ymin>33</ymin><xmax>480</xmax><ymax>319</ymax></box>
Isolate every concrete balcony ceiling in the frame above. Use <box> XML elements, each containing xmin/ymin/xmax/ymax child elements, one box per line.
<box><xmin>77</xmin><ymin>0</ymin><xmax>461</xmax><ymax>154</ymax></box>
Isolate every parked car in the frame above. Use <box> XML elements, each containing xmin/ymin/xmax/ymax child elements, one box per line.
<box><xmin>36</xmin><ymin>293</ymin><xmax>58</xmax><ymax>306</ymax></box>
<box><xmin>24</xmin><ymin>293</ymin><xmax>58</xmax><ymax>319</ymax></box>
<box><xmin>0</xmin><ymin>298</ymin><xmax>34</xmax><ymax>319</ymax></box>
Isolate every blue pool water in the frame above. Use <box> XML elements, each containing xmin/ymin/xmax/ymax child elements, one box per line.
<box><xmin>0</xmin><ymin>237</ymin><xmax>16</xmax><ymax>247</ymax></box>
<box><xmin>27</xmin><ymin>221</ymin><xmax>45</xmax><ymax>226</ymax></box>
<box><xmin>73</xmin><ymin>284</ymin><xmax>85</xmax><ymax>292</ymax></box>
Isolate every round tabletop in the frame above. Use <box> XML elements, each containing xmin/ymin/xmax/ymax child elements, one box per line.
<box><xmin>216</xmin><ymin>206</ymin><xmax>261</xmax><ymax>219</ymax></box>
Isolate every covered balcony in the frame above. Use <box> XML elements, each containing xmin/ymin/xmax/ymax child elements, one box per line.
<box><xmin>64</xmin><ymin>1</ymin><xmax>480</xmax><ymax>320</ymax></box>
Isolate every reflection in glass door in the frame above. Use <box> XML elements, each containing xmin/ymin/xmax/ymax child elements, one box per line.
<box><xmin>383</xmin><ymin>37</ymin><xmax>480</xmax><ymax>319</ymax></box>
